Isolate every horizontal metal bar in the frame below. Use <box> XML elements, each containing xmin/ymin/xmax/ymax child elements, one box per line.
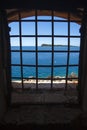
<box><xmin>10</xmin><ymin>35</ymin><xmax>80</xmax><ymax>38</ymax></box>
<box><xmin>11</xmin><ymin>64</ymin><xmax>79</xmax><ymax>67</ymax></box>
<box><xmin>11</xmin><ymin>77</ymin><xmax>22</xmax><ymax>80</ymax></box>
<box><xmin>10</xmin><ymin>50</ymin><xmax>80</xmax><ymax>53</ymax></box>
<box><xmin>11</xmin><ymin>76</ymin><xmax>78</xmax><ymax>80</ymax></box>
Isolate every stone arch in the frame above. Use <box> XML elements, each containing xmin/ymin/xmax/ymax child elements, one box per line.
<box><xmin>7</xmin><ymin>9</ymin><xmax>82</xmax><ymax>24</ymax></box>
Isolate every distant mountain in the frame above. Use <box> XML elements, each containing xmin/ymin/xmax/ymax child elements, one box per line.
<box><xmin>41</xmin><ymin>44</ymin><xmax>77</xmax><ymax>47</ymax></box>
<box><xmin>41</xmin><ymin>44</ymin><xmax>64</xmax><ymax>46</ymax></box>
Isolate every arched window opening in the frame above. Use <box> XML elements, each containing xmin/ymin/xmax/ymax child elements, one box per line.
<box><xmin>8</xmin><ymin>10</ymin><xmax>81</xmax><ymax>104</ymax></box>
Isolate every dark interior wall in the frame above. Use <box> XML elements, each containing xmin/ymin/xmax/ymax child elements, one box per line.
<box><xmin>0</xmin><ymin>10</ymin><xmax>11</xmax><ymax>121</ymax></box>
<box><xmin>0</xmin><ymin>68</ymin><xmax>7</xmax><ymax>121</ymax></box>
<box><xmin>0</xmin><ymin>0</ymin><xmax>86</xmax><ymax>11</ymax></box>
<box><xmin>0</xmin><ymin>27</ymin><xmax>7</xmax><ymax>121</ymax></box>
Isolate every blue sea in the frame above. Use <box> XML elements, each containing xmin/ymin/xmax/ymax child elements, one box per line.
<box><xmin>11</xmin><ymin>46</ymin><xmax>80</xmax><ymax>79</ymax></box>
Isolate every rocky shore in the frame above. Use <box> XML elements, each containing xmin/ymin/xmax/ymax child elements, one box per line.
<box><xmin>12</xmin><ymin>77</ymin><xmax>78</xmax><ymax>90</ymax></box>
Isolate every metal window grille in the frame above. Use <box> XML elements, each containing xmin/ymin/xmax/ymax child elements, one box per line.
<box><xmin>8</xmin><ymin>10</ymin><xmax>81</xmax><ymax>103</ymax></box>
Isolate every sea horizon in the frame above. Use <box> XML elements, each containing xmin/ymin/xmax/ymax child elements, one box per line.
<box><xmin>11</xmin><ymin>46</ymin><xmax>79</xmax><ymax>80</ymax></box>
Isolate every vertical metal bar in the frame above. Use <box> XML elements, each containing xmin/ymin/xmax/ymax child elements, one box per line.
<box><xmin>35</xmin><ymin>10</ymin><xmax>38</xmax><ymax>90</ymax></box>
<box><xmin>65</xmin><ymin>13</ymin><xmax>70</xmax><ymax>92</ymax></box>
<box><xmin>51</xmin><ymin>10</ymin><xmax>54</xmax><ymax>89</ymax></box>
<box><xmin>19</xmin><ymin>12</ymin><xmax>24</xmax><ymax>90</ymax></box>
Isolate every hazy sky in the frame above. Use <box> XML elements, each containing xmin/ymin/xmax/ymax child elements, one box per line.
<box><xmin>9</xmin><ymin>16</ymin><xmax>81</xmax><ymax>46</ymax></box>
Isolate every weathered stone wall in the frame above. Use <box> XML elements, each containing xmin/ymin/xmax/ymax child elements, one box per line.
<box><xmin>79</xmin><ymin>9</ymin><xmax>87</xmax><ymax>112</ymax></box>
<box><xmin>0</xmin><ymin>10</ymin><xmax>11</xmax><ymax>121</ymax></box>
<box><xmin>0</xmin><ymin>70</ymin><xmax>7</xmax><ymax>121</ymax></box>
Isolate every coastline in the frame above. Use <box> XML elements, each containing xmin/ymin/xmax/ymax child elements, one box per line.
<box><xmin>12</xmin><ymin>78</ymin><xmax>78</xmax><ymax>90</ymax></box>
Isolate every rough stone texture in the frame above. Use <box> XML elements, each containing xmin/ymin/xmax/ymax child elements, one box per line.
<box><xmin>11</xmin><ymin>88</ymin><xmax>78</xmax><ymax>104</ymax></box>
<box><xmin>0</xmin><ymin>87</ymin><xmax>7</xmax><ymax>121</ymax></box>
<box><xmin>0</xmin><ymin>105</ymin><xmax>81</xmax><ymax>126</ymax></box>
